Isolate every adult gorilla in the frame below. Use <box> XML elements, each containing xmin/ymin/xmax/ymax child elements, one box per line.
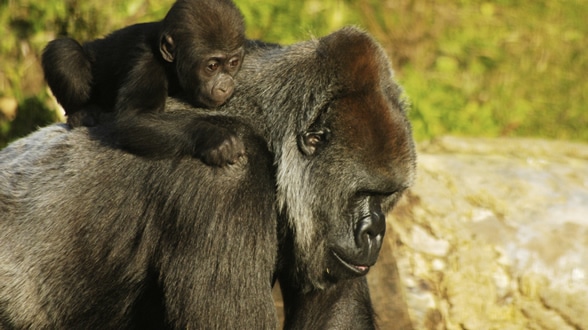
<box><xmin>0</xmin><ymin>27</ymin><xmax>415</xmax><ymax>329</ymax></box>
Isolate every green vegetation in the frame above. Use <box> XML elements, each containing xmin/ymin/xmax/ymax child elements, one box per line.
<box><xmin>1</xmin><ymin>0</ymin><xmax>586</xmax><ymax>147</ymax></box>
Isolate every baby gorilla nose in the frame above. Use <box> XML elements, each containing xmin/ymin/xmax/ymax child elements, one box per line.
<box><xmin>211</xmin><ymin>78</ymin><xmax>235</xmax><ymax>103</ymax></box>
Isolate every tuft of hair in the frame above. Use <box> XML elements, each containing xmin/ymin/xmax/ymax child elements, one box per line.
<box><xmin>163</xmin><ymin>0</ymin><xmax>246</xmax><ymax>52</ymax></box>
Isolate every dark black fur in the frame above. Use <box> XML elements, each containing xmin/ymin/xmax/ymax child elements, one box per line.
<box><xmin>1</xmin><ymin>27</ymin><xmax>416</xmax><ymax>329</ymax></box>
<box><xmin>41</xmin><ymin>0</ymin><xmax>246</xmax><ymax>166</ymax></box>
<box><xmin>279</xmin><ymin>277</ymin><xmax>377</xmax><ymax>329</ymax></box>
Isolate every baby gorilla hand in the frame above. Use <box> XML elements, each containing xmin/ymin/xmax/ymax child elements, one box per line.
<box><xmin>199</xmin><ymin>134</ymin><xmax>245</xmax><ymax>166</ymax></box>
<box><xmin>192</xmin><ymin>122</ymin><xmax>245</xmax><ymax>167</ymax></box>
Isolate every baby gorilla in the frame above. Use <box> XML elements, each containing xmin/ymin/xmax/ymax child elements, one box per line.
<box><xmin>42</xmin><ymin>0</ymin><xmax>246</xmax><ymax>166</ymax></box>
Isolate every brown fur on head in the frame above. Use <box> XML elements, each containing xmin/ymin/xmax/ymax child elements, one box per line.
<box><xmin>161</xmin><ymin>0</ymin><xmax>245</xmax><ymax>59</ymax></box>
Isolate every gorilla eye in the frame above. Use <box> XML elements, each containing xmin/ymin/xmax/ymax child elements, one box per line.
<box><xmin>298</xmin><ymin>129</ymin><xmax>331</xmax><ymax>157</ymax></box>
<box><xmin>307</xmin><ymin>134</ymin><xmax>322</xmax><ymax>145</ymax></box>
<box><xmin>207</xmin><ymin>61</ymin><xmax>220</xmax><ymax>72</ymax></box>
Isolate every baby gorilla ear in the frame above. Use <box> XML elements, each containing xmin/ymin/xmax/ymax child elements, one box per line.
<box><xmin>160</xmin><ymin>34</ymin><xmax>176</xmax><ymax>62</ymax></box>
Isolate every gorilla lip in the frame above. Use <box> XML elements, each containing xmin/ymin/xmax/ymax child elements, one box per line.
<box><xmin>332</xmin><ymin>251</ymin><xmax>370</xmax><ymax>275</ymax></box>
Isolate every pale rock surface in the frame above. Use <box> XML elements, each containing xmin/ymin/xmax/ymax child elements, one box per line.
<box><xmin>370</xmin><ymin>137</ymin><xmax>588</xmax><ymax>329</ymax></box>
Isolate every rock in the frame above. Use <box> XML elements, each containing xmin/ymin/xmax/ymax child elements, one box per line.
<box><xmin>370</xmin><ymin>137</ymin><xmax>588</xmax><ymax>330</ymax></box>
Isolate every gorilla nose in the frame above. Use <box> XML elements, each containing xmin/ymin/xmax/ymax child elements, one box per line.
<box><xmin>328</xmin><ymin>210</ymin><xmax>386</xmax><ymax>278</ymax></box>
<box><xmin>354</xmin><ymin>210</ymin><xmax>386</xmax><ymax>253</ymax></box>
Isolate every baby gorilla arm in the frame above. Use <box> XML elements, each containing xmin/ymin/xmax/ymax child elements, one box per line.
<box><xmin>115</xmin><ymin>110</ymin><xmax>245</xmax><ymax>165</ymax></box>
<box><xmin>113</xmin><ymin>52</ymin><xmax>244</xmax><ymax>166</ymax></box>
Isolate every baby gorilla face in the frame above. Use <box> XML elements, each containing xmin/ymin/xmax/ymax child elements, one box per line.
<box><xmin>169</xmin><ymin>45</ymin><xmax>244</xmax><ymax>109</ymax></box>
<box><xmin>195</xmin><ymin>48</ymin><xmax>244</xmax><ymax>107</ymax></box>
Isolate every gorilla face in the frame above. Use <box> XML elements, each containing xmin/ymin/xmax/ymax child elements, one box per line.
<box><xmin>318</xmin><ymin>96</ymin><xmax>413</xmax><ymax>277</ymax></box>
<box><xmin>268</xmin><ymin>27</ymin><xmax>417</xmax><ymax>290</ymax></box>
<box><xmin>280</xmin><ymin>92</ymin><xmax>415</xmax><ymax>290</ymax></box>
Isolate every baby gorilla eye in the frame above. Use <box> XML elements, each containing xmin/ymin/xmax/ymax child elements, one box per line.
<box><xmin>229</xmin><ymin>58</ymin><xmax>240</xmax><ymax>67</ymax></box>
<box><xmin>207</xmin><ymin>60</ymin><xmax>220</xmax><ymax>72</ymax></box>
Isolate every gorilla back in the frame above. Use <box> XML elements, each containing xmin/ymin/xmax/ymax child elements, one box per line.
<box><xmin>0</xmin><ymin>122</ymin><xmax>277</xmax><ymax>329</ymax></box>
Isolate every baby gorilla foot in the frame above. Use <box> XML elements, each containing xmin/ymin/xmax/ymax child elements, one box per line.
<box><xmin>66</xmin><ymin>105</ymin><xmax>103</xmax><ymax>128</ymax></box>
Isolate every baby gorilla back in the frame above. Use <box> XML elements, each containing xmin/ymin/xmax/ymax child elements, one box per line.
<box><xmin>0</xmin><ymin>122</ymin><xmax>278</xmax><ymax>329</ymax></box>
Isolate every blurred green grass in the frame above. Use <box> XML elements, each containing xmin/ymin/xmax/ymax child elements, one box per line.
<box><xmin>1</xmin><ymin>0</ymin><xmax>586</xmax><ymax>147</ymax></box>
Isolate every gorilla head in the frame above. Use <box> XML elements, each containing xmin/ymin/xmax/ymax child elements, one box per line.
<box><xmin>233</xmin><ymin>27</ymin><xmax>417</xmax><ymax>291</ymax></box>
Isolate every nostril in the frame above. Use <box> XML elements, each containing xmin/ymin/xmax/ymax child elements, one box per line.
<box><xmin>359</xmin><ymin>220</ymin><xmax>378</xmax><ymax>239</ymax></box>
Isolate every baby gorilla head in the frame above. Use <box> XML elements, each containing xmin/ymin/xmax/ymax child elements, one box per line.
<box><xmin>160</xmin><ymin>0</ymin><xmax>246</xmax><ymax>108</ymax></box>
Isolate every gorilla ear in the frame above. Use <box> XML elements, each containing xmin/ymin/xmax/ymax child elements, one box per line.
<box><xmin>160</xmin><ymin>34</ymin><xmax>176</xmax><ymax>63</ymax></box>
<box><xmin>297</xmin><ymin>129</ymin><xmax>331</xmax><ymax>157</ymax></box>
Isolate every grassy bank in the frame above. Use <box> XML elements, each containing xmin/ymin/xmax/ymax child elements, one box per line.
<box><xmin>1</xmin><ymin>0</ymin><xmax>586</xmax><ymax>147</ymax></box>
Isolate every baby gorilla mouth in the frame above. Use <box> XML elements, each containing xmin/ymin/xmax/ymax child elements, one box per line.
<box><xmin>331</xmin><ymin>251</ymin><xmax>370</xmax><ymax>276</ymax></box>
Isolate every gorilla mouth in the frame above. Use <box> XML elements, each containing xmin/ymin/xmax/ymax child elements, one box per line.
<box><xmin>199</xmin><ymin>95</ymin><xmax>224</xmax><ymax>108</ymax></box>
<box><xmin>332</xmin><ymin>251</ymin><xmax>370</xmax><ymax>276</ymax></box>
